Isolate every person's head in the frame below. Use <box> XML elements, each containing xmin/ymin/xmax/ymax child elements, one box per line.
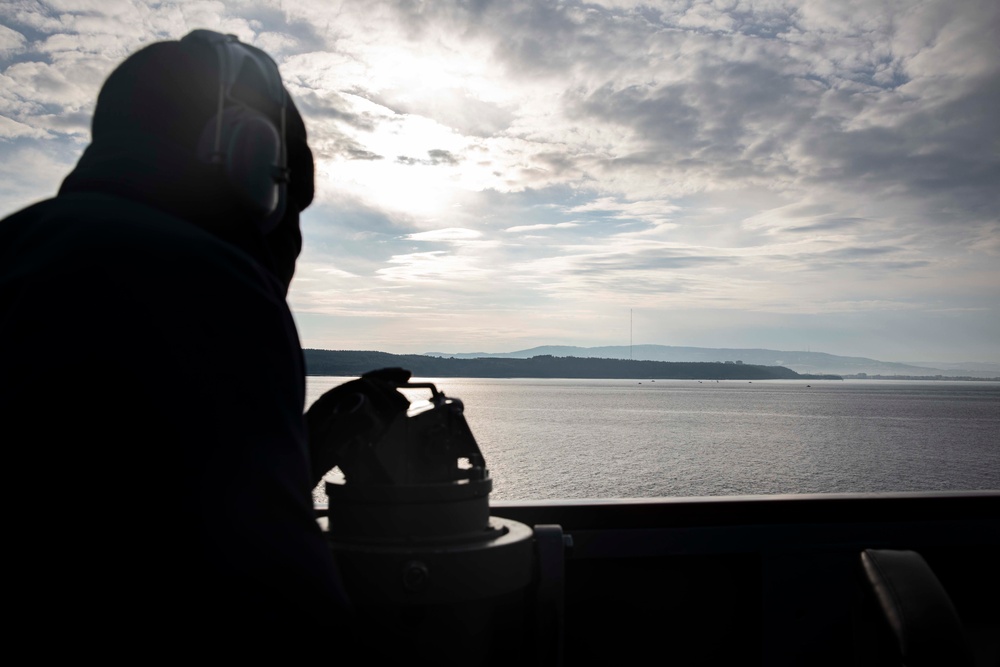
<box><xmin>62</xmin><ymin>30</ymin><xmax>314</xmax><ymax>292</ymax></box>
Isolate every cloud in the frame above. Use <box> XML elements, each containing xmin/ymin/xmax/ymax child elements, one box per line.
<box><xmin>378</xmin><ymin>250</ymin><xmax>493</xmax><ymax>283</ymax></box>
<box><xmin>396</xmin><ymin>149</ymin><xmax>461</xmax><ymax>166</ymax></box>
<box><xmin>315</xmin><ymin>269</ymin><xmax>358</xmax><ymax>281</ymax></box>
<box><xmin>505</xmin><ymin>222</ymin><xmax>579</xmax><ymax>233</ymax></box>
<box><xmin>0</xmin><ymin>140</ymin><xmax>76</xmax><ymax>213</ymax></box>
<box><xmin>0</xmin><ymin>114</ymin><xmax>49</xmax><ymax>139</ymax></box>
<box><xmin>1</xmin><ymin>0</ymin><xmax>997</xmax><ymax>361</ymax></box>
<box><xmin>406</xmin><ymin>227</ymin><xmax>482</xmax><ymax>242</ymax></box>
<box><xmin>0</xmin><ymin>24</ymin><xmax>26</xmax><ymax>57</ymax></box>
<box><xmin>786</xmin><ymin>217</ymin><xmax>866</xmax><ymax>233</ymax></box>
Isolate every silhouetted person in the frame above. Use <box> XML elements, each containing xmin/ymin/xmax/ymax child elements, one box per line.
<box><xmin>0</xmin><ymin>31</ymin><xmax>347</xmax><ymax>651</ymax></box>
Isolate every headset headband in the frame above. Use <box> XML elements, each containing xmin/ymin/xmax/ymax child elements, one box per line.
<box><xmin>182</xmin><ymin>29</ymin><xmax>288</xmax><ymax>182</ymax></box>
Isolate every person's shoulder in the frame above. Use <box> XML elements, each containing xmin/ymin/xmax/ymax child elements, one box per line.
<box><xmin>2</xmin><ymin>191</ymin><xmax>204</xmax><ymax>250</ymax></box>
<box><xmin>0</xmin><ymin>195</ymin><xmax>66</xmax><ymax>237</ymax></box>
<box><xmin>3</xmin><ymin>191</ymin><xmax>282</xmax><ymax>297</ymax></box>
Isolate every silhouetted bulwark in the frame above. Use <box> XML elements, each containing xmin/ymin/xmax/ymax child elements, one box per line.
<box><xmin>486</xmin><ymin>493</ymin><xmax>999</xmax><ymax>667</ymax></box>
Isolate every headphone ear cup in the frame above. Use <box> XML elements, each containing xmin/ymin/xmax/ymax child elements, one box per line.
<box><xmin>224</xmin><ymin>108</ymin><xmax>282</xmax><ymax>219</ymax></box>
<box><xmin>197</xmin><ymin>106</ymin><xmax>282</xmax><ymax>224</ymax></box>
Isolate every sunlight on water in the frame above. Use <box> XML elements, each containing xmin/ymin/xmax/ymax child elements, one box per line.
<box><xmin>307</xmin><ymin>377</ymin><xmax>1000</xmax><ymax>502</ymax></box>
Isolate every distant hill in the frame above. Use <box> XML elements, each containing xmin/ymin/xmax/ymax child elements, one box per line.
<box><xmin>303</xmin><ymin>349</ymin><xmax>841</xmax><ymax>380</ymax></box>
<box><xmin>423</xmin><ymin>344</ymin><xmax>999</xmax><ymax>378</ymax></box>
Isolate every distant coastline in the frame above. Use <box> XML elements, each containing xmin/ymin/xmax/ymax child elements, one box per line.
<box><xmin>303</xmin><ymin>349</ymin><xmax>843</xmax><ymax>380</ymax></box>
<box><xmin>423</xmin><ymin>344</ymin><xmax>1000</xmax><ymax>379</ymax></box>
<box><xmin>840</xmin><ymin>374</ymin><xmax>1000</xmax><ymax>382</ymax></box>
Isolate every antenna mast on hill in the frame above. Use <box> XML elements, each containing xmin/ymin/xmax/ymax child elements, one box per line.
<box><xmin>630</xmin><ymin>309</ymin><xmax>633</xmax><ymax>360</ymax></box>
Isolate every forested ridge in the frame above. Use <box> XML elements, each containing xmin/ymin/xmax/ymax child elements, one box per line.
<box><xmin>303</xmin><ymin>349</ymin><xmax>842</xmax><ymax>380</ymax></box>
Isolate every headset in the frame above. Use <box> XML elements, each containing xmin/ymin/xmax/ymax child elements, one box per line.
<box><xmin>181</xmin><ymin>29</ymin><xmax>289</xmax><ymax>233</ymax></box>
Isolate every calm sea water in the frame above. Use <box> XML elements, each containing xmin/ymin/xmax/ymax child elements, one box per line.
<box><xmin>306</xmin><ymin>377</ymin><xmax>1000</xmax><ymax>502</ymax></box>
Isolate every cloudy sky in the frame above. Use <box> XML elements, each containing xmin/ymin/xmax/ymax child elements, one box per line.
<box><xmin>2</xmin><ymin>0</ymin><xmax>998</xmax><ymax>363</ymax></box>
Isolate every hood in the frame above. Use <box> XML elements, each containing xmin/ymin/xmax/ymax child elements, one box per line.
<box><xmin>58</xmin><ymin>37</ymin><xmax>314</xmax><ymax>293</ymax></box>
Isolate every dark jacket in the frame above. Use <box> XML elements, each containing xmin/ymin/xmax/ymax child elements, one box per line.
<box><xmin>0</xmin><ymin>188</ymin><xmax>344</xmax><ymax>645</ymax></box>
